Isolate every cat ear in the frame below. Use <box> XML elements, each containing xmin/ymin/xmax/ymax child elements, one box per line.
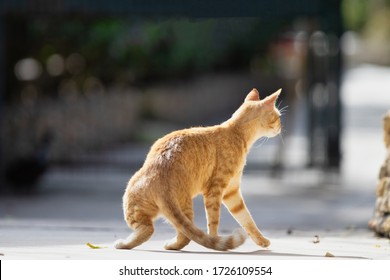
<box><xmin>263</xmin><ymin>88</ymin><xmax>282</xmax><ymax>106</ymax></box>
<box><xmin>245</xmin><ymin>88</ymin><xmax>260</xmax><ymax>102</ymax></box>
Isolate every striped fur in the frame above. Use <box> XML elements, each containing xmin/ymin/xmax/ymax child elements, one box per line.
<box><xmin>115</xmin><ymin>88</ymin><xmax>281</xmax><ymax>251</ymax></box>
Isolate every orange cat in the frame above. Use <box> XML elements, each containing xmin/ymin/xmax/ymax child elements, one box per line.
<box><xmin>115</xmin><ymin>88</ymin><xmax>281</xmax><ymax>251</ymax></box>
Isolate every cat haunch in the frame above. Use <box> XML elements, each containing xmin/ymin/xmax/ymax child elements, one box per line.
<box><xmin>115</xmin><ymin>88</ymin><xmax>282</xmax><ymax>251</ymax></box>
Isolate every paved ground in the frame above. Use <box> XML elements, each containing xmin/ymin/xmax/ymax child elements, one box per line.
<box><xmin>1</xmin><ymin>65</ymin><xmax>390</xmax><ymax>260</ymax></box>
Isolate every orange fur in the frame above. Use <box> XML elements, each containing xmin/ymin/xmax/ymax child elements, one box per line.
<box><xmin>115</xmin><ymin>88</ymin><xmax>281</xmax><ymax>251</ymax></box>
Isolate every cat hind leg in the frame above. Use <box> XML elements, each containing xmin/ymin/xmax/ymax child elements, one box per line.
<box><xmin>164</xmin><ymin>232</ymin><xmax>191</xmax><ymax>250</ymax></box>
<box><xmin>115</xmin><ymin>205</ymin><xmax>155</xmax><ymax>250</ymax></box>
<box><xmin>115</xmin><ymin>195</ymin><xmax>159</xmax><ymax>250</ymax></box>
<box><xmin>115</xmin><ymin>221</ymin><xmax>154</xmax><ymax>250</ymax></box>
<box><xmin>164</xmin><ymin>201</ymin><xmax>193</xmax><ymax>250</ymax></box>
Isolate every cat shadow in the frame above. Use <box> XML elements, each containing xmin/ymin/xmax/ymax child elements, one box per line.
<box><xmin>134</xmin><ymin>249</ymin><xmax>371</xmax><ymax>259</ymax></box>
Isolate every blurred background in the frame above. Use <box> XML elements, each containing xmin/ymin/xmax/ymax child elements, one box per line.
<box><xmin>0</xmin><ymin>0</ymin><xmax>390</xmax><ymax>233</ymax></box>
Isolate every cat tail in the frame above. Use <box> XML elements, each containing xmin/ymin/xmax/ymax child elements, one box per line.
<box><xmin>161</xmin><ymin>197</ymin><xmax>247</xmax><ymax>251</ymax></box>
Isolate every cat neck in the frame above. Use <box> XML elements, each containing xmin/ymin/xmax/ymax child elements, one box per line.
<box><xmin>221</xmin><ymin>118</ymin><xmax>263</xmax><ymax>151</ymax></box>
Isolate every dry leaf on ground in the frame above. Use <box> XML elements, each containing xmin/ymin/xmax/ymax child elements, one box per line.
<box><xmin>325</xmin><ymin>252</ymin><xmax>335</xmax><ymax>257</ymax></box>
<box><xmin>86</xmin><ymin>242</ymin><xmax>105</xmax><ymax>249</ymax></box>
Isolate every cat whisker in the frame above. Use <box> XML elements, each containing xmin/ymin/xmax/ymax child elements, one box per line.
<box><xmin>278</xmin><ymin>105</ymin><xmax>289</xmax><ymax>116</ymax></box>
<box><xmin>276</xmin><ymin>99</ymin><xmax>284</xmax><ymax>109</ymax></box>
<box><xmin>254</xmin><ymin>137</ymin><xmax>269</xmax><ymax>149</ymax></box>
<box><xmin>276</xmin><ymin>100</ymin><xmax>287</xmax><ymax>110</ymax></box>
<box><xmin>280</xmin><ymin>108</ymin><xmax>288</xmax><ymax>114</ymax></box>
<box><xmin>279</xmin><ymin>132</ymin><xmax>285</xmax><ymax>146</ymax></box>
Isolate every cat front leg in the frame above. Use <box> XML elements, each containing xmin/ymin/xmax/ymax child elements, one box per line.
<box><xmin>223</xmin><ymin>189</ymin><xmax>270</xmax><ymax>248</ymax></box>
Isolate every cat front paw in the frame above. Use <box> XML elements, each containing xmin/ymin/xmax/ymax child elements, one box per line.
<box><xmin>256</xmin><ymin>237</ymin><xmax>270</xmax><ymax>248</ymax></box>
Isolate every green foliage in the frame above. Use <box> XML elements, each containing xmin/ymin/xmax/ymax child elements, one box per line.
<box><xmin>342</xmin><ymin>0</ymin><xmax>369</xmax><ymax>31</ymax></box>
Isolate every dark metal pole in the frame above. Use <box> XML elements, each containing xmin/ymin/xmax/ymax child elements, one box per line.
<box><xmin>0</xmin><ymin>16</ymin><xmax>5</xmax><ymax>192</ymax></box>
<box><xmin>323</xmin><ymin>1</ymin><xmax>343</xmax><ymax>169</ymax></box>
<box><xmin>307</xmin><ymin>0</ymin><xmax>343</xmax><ymax>170</ymax></box>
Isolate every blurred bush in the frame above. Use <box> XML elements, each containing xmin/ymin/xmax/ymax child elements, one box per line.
<box><xmin>6</xmin><ymin>17</ymin><xmax>281</xmax><ymax>103</ymax></box>
<box><xmin>342</xmin><ymin>0</ymin><xmax>390</xmax><ymax>65</ymax></box>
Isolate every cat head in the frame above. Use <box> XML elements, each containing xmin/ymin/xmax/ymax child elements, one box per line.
<box><xmin>231</xmin><ymin>88</ymin><xmax>282</xmax><ymax>138</ymax></box>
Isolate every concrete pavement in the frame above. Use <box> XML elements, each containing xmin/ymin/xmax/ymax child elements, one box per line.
<box><xmin>1</xmin><ymin>225</ymin><xmax>389</xmax><ymax>260</ymax></box>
